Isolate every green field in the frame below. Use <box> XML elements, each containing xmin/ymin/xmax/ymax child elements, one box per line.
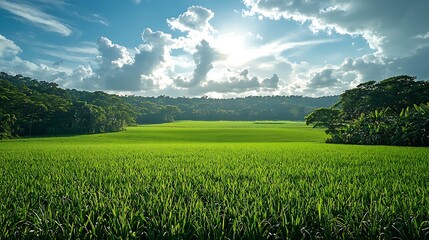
<box><xmin>0</xmin><ymin>121</ymin><xmax>428</xmax><ymax>239</ymax></box>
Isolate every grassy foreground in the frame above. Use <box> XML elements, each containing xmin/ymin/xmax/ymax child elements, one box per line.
<box><xmin>0</xmin><ymin>121</ymin><xmax>428</xmax><ymax>239</ymax></box>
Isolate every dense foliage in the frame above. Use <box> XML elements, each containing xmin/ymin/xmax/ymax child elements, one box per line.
<box><xmin>0</xmin><ymin>72</ymin><xmax>135</xmax><ymax>138</ymax></box>
<box><xmin>306</xmin><ymin>75</ymin><xmax>429</xmax><ymax>146</ymax></box>
<box><xmin>1</xmin><ymin>122</ymin><xmax>428</xmax><ymax>239</ymax></box>
<box><xmin>0</xmin><ymin>72</ymin><xmax>337</xmax><ymax>138</ymax></box>
<box><xmin>124</xmin><ymin>95</ymin><xmax>336</xmax><ymax>123</ymax></box>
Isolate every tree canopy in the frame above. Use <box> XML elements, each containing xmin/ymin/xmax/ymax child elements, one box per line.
<box><xmin>306</xmin><ymin>75</ymin><xmax>429</xmax><ymax>146</ymax></box>
<box><xmin>0</xmin><ymin>72</ymin><xmax>135</xmax><ymax>138</ymax></box>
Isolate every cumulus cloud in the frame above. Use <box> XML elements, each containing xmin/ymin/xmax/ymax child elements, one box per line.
<box><xmin>78</xmin><ymin>28</ymin><xmax>178</xmax><ymax>91</ymax></box>
<box><xmin>167</xmin><ymin>6</ymin><xmax>214</xmax><ymax>34</ymax></box>
<box><xmin>303</xmin><ymin>47</ymin><xmax>429</xmax><ymax>96</ymax></box>
<box><xmin>189</xmin><ymin>69</ymin><xmax>279</xmax><ymax>95</ymax></box>
<box><xmin>0</xmin><ymin>34</ymin><xmax>21</xmax><ymax>58</ymax></box>
<box><xmin>176</xmin><ymin>40</ymin><xmax>221</xmax><ymax>88</ymax></box>
<box><xmin>54</xmin><ymin>65</ymin><xmax>93</xmax><ymax>88</ymax></box>
<box><xmin>0</xmin><ymin>0</ymin><xmax>72</xmax><ymax>36</ymax></box>
<box><xmin>262</xmin><ymin>74</ymin><xmax>279</xmax><ymax>88</ymax></box>
<box><xmin>97</xmin><ymin>36</ymin><xmax>133</xmax><ymax>69</ymax></box>
<box><xmin>172</xmin><ymin>36</ymin><xmax>280</xmax><ymax>95</ymax></box>
<box><xmin>306</xmin><ymin>67</ymin><xmax>359</xmax><ymax>96</ymax></box>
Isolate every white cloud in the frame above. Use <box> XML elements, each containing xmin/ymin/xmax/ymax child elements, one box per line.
<box><xmin>72</xmin><ymin>12</ymin><xmax>109</xmax><ymax>27</ymax></box>
<box><xmin>300</xmin><ymin>47</ymin><xmax>429</xmax><ymax>96</ymax></box>
<box><xmin>0</xmin><ymin>34</ymin><xmax>22</xmax><ymax>58</ymax></box>
<box><xmin>414</xmin><ymin>32</ymin><xmax>429</xmax><ymax>40</ymax></box>
<box><xmin>9</xmin><ymin>40</ymin><xmax>99</xmax><ymax>72</ymax></box>
<box><xmin>0</xmin><ymin>0</ymin><xmax>72</xmax><ymax>36</ymax></box>
<box><xmin>167</xmin><ymin>6</ymin><xmax>214</xmax><ymax>34</ymax></box>
<box><xmin>57</xmin><ymin>65</ymin><xmax>94</xmax><ymax>89</ymax></box>
<box><xmin>0</xmin><ymin>55</ymin><xmax>67</xmax><ymax>84</ymax></box>
<box><xmin>190</xmin><ymin>68</ymin><xmax>280</xmax><ymax>95</ymax></box>
<box><xmin>89</xmin><ymin>14</ymin><xmax>109</xmax><ymax>26</ymax></box>
<box><xmin>242</xmin><ymin>0</ymin><xmax>429</xmax><ymax>96</ymax></box>
<box><xmin>224</xmin><ymin>37</ymin><xmax>339</xmax><ymax>67</ymax></box>
<box><xmin>243</xmin><ymin>0</ymin><xmax>429</xmax><ymax>58</ymax></box>
<box><xmin>76</xmin><ymin>28</ymin><xmax>179</xmax><ymax>91</ymax></box>
<box><xmin>0</xmin><ymin>35</ymin><xmax>65</xmax><ymax>82</ymax></box>
<box><xmin>97</xmin><ymin>36</ymin><xmax>133</xmax><ymax>69</ymax></box>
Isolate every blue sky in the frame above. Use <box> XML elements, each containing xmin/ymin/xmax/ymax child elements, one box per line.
<box><xmin>1</xmin><ymin>0</ymin><xmax>428</xmax><ymax>97</ymax></box>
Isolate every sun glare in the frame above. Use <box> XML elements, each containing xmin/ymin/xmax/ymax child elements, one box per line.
<box><xmin>213</xmin><ymin>33</ymin><xmax>249</xmax><ymax>66</ymax></box>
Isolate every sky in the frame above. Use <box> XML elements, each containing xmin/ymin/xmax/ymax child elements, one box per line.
<box><xmin>0</xmin><ymin>0</ymin><xmax>428</xmax><ymax>98</ymax></box>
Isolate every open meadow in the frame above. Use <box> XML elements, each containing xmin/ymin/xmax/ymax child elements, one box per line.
<box><xmin>0</xmin><ymin>121</ymin><xmax>428</xmax><ymax>239</ymax></box>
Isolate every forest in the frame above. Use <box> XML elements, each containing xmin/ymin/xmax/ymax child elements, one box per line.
<box><xmin>0</xmin><ymin>72</ymin><xmax>337</xmax><ymax>138</ymax></box>
<box><xmin>306</xmin><ymin>75</ymin><xmax>429</xmax><ymax>146</ymax></box>
<box><xmin>124</xmin><ymin>94</ymin><xmax>336</xmax><ymax>123</ymax></box>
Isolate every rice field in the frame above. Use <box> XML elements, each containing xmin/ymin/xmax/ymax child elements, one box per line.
<box><xmin>0</xmin><ymin>121</ymin><xmax>428</xmax><ymax>239</ymax></box>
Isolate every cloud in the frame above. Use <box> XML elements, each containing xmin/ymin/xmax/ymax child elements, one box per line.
<box><xmin>73</xmin><ymin>12</ymin><xmax>109</xmax><ymax>27</ymax></box>
<box><xmin>79</xmin><ymin>28</ymin><xmax>178</xmax><ymax>91</ymax></box>
<box><xmin>414</xmin><ymin>32</ymin><xmax>429</xmax><ymax>40</ymax></box>
<box><xmin>91</xmin><ymin>14</ymin><xmax>109</xmax><ymax>26</ymax></box>
<box><xmin>0</xmin><ymin>0</ymin><xmax>72</xmax><ymax>36</ymax></box>
<box><xmin>52</xmin><ymin>60</ymin><xmax>63</xmax><ymax>68</ymax></box>
<box><xmin>96</xmin><ymin>36</ymin><xmax>133</xmax><ymax>69</ymax></box>
<box><xmin>0</xmin><ymin>34</ymin><xmax>22</xmax><ymax>58</ymax></box>
<box><xmin>0</xmin><ymin>5</ymin><xmax>295</xmax><ymax>97</ymax></box>
<box><xmin>243</xmin><ymin>0</ymin><xmax>429</xmax><ymax>58</ymax></box>
<box><xmin>307</xmin><ymin>67</ymin><xmax>358</xmax><ymax>93</ymax></box>
<box><xmin>303</xmin><ymin>55</ymin><xmax>390</xmax><ymax>96</ymax></box>
<box><xmin>302</xmin><ymin>46</ymin><xmax>429</xmax><ymax>96</ymax></box>
<box><xmin>0</xmin><ymin>35</ymin><xmax>59</xmax><ymax>80</ymax></box>
<box><xmin>262</xmin><ymin>74</ymin><xmax>279</xmax><ymax>88</ymax></box>
<box><xmin>243</xmin><ymin>0</ymin><xmax>429</xmax><ymax>96</ymax></box>
<box><xmin>167</xmin><ymin>6</ymin><xmax>214</xmax><ymax>34</ymax></box>
<box><xmin>225</xmin><ymin>37</ymin><xmax>340</xmax><ymax>67</ymax></box>
<box><xmin>188</xmin><ymin>69</ymin><xmax>279</xmax><ymax>95</ymax></box>
<box><xmin>0</xmin><ymin>5</ymin><xmax>287</xmax><ymax>97</ymax></box>
<box><xmin>0</xmin><ymin>54</ymin><xmax>67</xmax><ymax>85</ymax></box>
<box><xmin>56</xmin><ymin>65</ymin><xmax>93</xmax><ymax>89</ymax></box>
<box><xmin>37</xmin><ymin>49</ymin><xmax>96</xmax><ymax>65</ymax></box>
<box><xmin>176</xmin><ymin>40</ymin><xmax>221</xmax><ymax>88</ymax></box>
<box><xmin>10</xmin><ymin>40</ymin><xmax>99</xmax><ymax>73</ymax></box>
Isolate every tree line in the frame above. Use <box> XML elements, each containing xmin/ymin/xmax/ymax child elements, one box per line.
<box><xmin>306</xmin><ymin>75</ymin><xmax>429</xmax><ymax>146</ymax></box>
<box><xmin>0</xmin><ymin>72</ymin><xmax>338</xmax><ymax>139</ymax></box>
<box><xmin>0</xmin><ymin>73</ymin><xmax>135</xmax><ymax>139</ymax></box>
<box><xmin>123</xmin><ymin>95</ymin><xmax>337</xmax><ymax>123</ymax></box>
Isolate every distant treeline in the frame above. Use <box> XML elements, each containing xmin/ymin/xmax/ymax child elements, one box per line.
<box><xmin>306</xmin><ymin>75</ymin><xmax>429</xmax><ymax>146</ymax></box>
<box><xmin>0</xmin><ymin>72</ymin><xmax>337</xmax><ymax>139</ymax></box>
<box><xmin>124</xmin><ymin>95</ymin><xmax>337</xmax><ymax>123</ymax></box>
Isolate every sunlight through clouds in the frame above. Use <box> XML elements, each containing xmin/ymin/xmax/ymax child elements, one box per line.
<box><xmin>0</xmin><ymin>0</ymin><xmax>428</xmax><ymax>97</ymax></box>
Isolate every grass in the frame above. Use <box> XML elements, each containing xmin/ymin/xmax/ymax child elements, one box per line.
<box><xmin>0</xmin><ymin>121</ymin><xmax>428</xmax><ymax>239</ymax></box>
